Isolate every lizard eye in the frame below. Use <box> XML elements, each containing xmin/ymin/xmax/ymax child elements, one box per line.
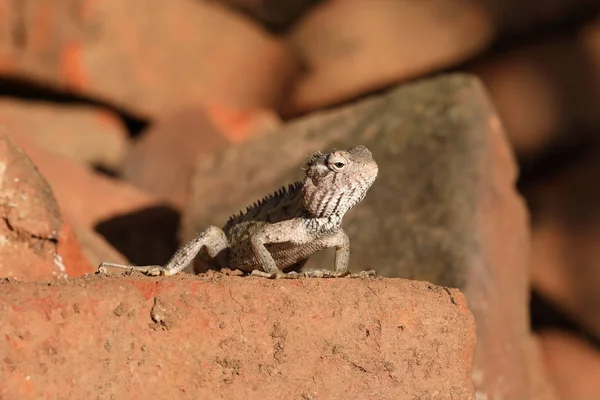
<box><xmin>327</xmin><ymin>154</ymin><xmax>347</xmax><ymax>171</ymax></box>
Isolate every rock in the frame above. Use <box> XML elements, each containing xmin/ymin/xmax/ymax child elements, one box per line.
<box><xmin>8</xmin><ymin>134</ymin><xmax>177</xmax><ymax>266</ymax></box>
<box><xmin>0</xmin><ymin>0</ymin><xmax>297</xmax><ymax>118</ymax></box>
<box><xmin>10</xmin><ymin>134</ymin><xmax>157</xmax><ymax>229</ymax></box>
<box><xmin>183</xmin><ymin>74</ymin><xmax>558</xmax><ymax>399</ymax></box>
<box><xmin>0</xmin><ymin>99</ymin><xmax>129</xmax><ymax>171</ymax></box>
<box><xmin>207</xmin><ymin>0</ymin><xmax>321</xmax><ymax>32</ymax></box>
<box><xmin>0</xmin><ymin>132</ymin><xmax>92</xmax><ymax>280</ymax></box>
<box><xmin>484</xmin><ymin>0</ymin><xmax>600</xmax><ymax>36</ymax></box>
<box><xmin>123</xmin><ymin>106</ymin><xmax>279</xmax><ymax>208</ymax></box>
<box><xmin>0</xmin><ymin>274</ymin><xmax>475</xmax><ymax>399</ymax></box>
<box><xmin>468</xmin><ymin>31</ymin><xmax>600</xmax><ymax>159</ymax></box>
<box><xmin>71</xmin><ymin>224</ymin><xmax>129</xmax><ymax>268</ymax></box>
<box><xmin>525</xmin><ymin>146</ymin><xmax>600</xmax><ymax>340</ymax></box>
<box><xmin>203</xmin><ymin>105</ymin><xmax>280</xmax><ymax>144</ymax></box>
<box><xmin>538</xmin><ymin>330</ymin><xmax>600</xmax><ymax>400</ymax></box>
<box><xmin>285</xmin><ymin>0</ymin><xmax>494</xmax><ymax>115</ymax></box>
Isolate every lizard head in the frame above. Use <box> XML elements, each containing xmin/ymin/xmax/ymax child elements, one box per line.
<box><xmin>302</xmin><ymin>145</ymin><xmax>378</xmax><ymax>219</ymax></box>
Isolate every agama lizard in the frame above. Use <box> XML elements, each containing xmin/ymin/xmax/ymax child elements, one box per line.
<box><xmin>98</xmin><ymin>145</ymin><xmax>378</xmax><ymax>279</ymax></box>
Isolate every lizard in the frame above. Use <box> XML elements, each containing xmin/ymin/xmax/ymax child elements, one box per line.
<box><xmin>98</xmin><ymin>145</ymin><xmax>379</xmax><ymax>279</ymax></box>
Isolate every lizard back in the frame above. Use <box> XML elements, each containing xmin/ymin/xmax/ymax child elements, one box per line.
<box><xmin>222</xmin><ymin>181</ymin><xmax>304</xmax><ymax>234</ymax></box>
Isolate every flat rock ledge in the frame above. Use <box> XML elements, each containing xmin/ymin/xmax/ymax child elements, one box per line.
<box><xmin>0</xmin><ymin>272</ymin><xmax>475</xmax><ymax>399</ymax></box>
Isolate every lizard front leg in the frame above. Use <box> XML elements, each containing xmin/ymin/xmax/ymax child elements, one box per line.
<box><xmin>249</xmin><ymin>220</ymin><xmax>313</xmax><ymax>279</ymax></box>
<box><xmin>98</xmin><ymin>226</ymin><xmax>229</xmax><ymax>276</ymax></box>
<box><xmin>297</xmin><ymin>229</ymin><xmax>376</xmax><ymax>278</ymax></box>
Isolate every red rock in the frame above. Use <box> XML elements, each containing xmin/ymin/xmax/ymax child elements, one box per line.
<box><xmin>0</xmin><ymin>0</ymin><xmax>298</xmax><ymax>117</ymax></box>
<box><xmin>122</xmin><ymin>106</ymin><xmax>279</xmax><ymax>208</ymax></box>
<box><xmin>204</xmin><ymin>105</ymin><xmax>280</xmax><ymax>144</ymax></box>
<box><xmin>285</xmin><ymin>0</ymin><xmax>494</xmax><ymax>115</ymax></box>
<box><xmin>538</xmin><ymin>330</ymin><xmax>600</xmax><ymax>400</ymax></box>
<box><xmin>9</xmin><ymin>133</ymin><xmax>158</xmax><ymax>229</ymax></box>
<box><xmin>70</xmin><ymin>223</ymin><xmax>130</xmax><ymax>268</ymax></box>
<box><xmin>0</xmin><ymin>131</ymin><xmax>92</xmax><ymax>280</ymax></box>
<box><xmin>56</xmin><ymin>216</ymin><xmax>96</xmax><ymax>277</ymax></box>
<box><xmin>486</xmin><ymin>0</ymin><xmax>600</xmax><ymax>36</ymax></box>
<box><xmin>468</xmin><ymin>33</ymin><xmax>600</xmax><ymax>158</ymax></box>
<box><xmin>6</xmin><ymin>133</ymin><xmax>178</xmax><ymax>266</ymax></box>
<box><xmin>526</xmin><ymin>150</ymin><xmax>600</xmax><ymax>340</ymax></box>
<box><xmin>0</xmin><ymin>274</ymin><xmax>476</xmax><ymax>399</ymax></box>
<box><xmin>0</xmin><ymin>99</ymin><xmax>129</xmax><ymax>171</ymax></box>
<box><xmin>208</xmin><ymin>0</ymin><xmax>321</xmax><ymax>32</ymax></box>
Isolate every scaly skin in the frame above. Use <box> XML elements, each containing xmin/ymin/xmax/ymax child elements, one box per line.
<box><xmin>98</xmin><ymin>145</ymin><xmax>379</xmax><ymax>279</ymax></box>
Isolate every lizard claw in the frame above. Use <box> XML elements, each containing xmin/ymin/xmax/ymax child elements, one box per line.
<box><xmin>250</xmin><ymin>269</ymin><xmax>302</xmax><ymax>279</ymax></box>
<box><xmin>348</xmin><ymin>269</ymin><xmax>377</xmax><ymax>278</ymax></box>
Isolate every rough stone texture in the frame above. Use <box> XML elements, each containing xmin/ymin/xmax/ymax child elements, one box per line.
<box><xmin>208</xmin><ymin>0</ymin><xmax>322</xmax><ymax>32</ymax></box>
<box><xmin>0</xmin><ymin>131</ymin><xmax>92</xmax><ymax>280</ymax></box>
<box><xmin>0</xmin><ymin>99</ymin><xmax>130</xmax><ymax>171</ymax></box>
<box><xmin>525</xmin><ymin>146</ymin><xmax>600</xmax><ymax>340</ymax></box>
<box><xmin>9</xmin><ymin>133</ymin><xmax>157</xmax><ymax>229</ymax></box>
<box><xmin>0</xmin><ymin>273</ymin><xmax>475</xmax><ymax>399</ymax></box>
<box><xmin>538</xmin><ymin>330</ymin><xmax>600</xmax><ymax>400</ymax></box>
<box><xmin>123</xmin><ymin>106</ymin><xmax>278</xmax><ymax>208</ymax></box>
<box><xmin>183</xmin><ymin>74</ymin><xmax>558</xmax><ymax>399</ymax></box>
<box><xmin>285</xmin><ymin>0</ymin><xmax>493</xmax><ymax>115</ymax></box>
<box><xmin>8</xmin><ymin>134</ymin><xmax>178</xmax><ymax>266</ymax></box>
<box><xmin>468</xmin><ymin>30</ymin><xmax>600</xmax><ymax>158</ymax></box>
<box><xmin>0</xmin><ymin>0</ymin><xmax>297</xmax><ymax>118</ymax></box>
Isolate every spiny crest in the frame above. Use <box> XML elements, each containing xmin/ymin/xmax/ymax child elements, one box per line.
<box><xmin>224</xmin><ymin>181</ymin><xmax>303</xmax><ymax>228</ymax></box>
<box><xmin>306</xmin><ymin>150</ymin><xmax>327</xmax><ymax>168</ymax></box>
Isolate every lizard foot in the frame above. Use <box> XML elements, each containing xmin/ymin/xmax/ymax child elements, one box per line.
<box><xmin>296</xmin><ymin>269</ymin><xmax>348</xmax><ymax>278</ymax></box>
<box><xmin>297</xmin><ymin>269</ymin><xmax>376</xmax><ymax>278</ymax></box>
<box><xmin>250</xmin><ymin>269</ymin><xmax>302</xmax><ymax>279</ymax></box>
<box><xmin>97</xmin><ymin>262</ymin><xmax>174</xmax><ymax>277</ymax></box>
<box><xmin>348</xmin><ymin>269</ymin><xmax>377</xmax><ymax>278</ymax></box>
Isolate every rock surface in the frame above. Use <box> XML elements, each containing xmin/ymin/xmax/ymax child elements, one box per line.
<box><xmin>469</xmin><ymin>29</ymin><xmax>600</xmax><ymax>158</ymax></box>
<box><xmin>0</xmin><ymin>0</ymin><xmax>297</xmax><ymax>117</ymax></box>
<box><xmin>285</xmin><ymin>0</ymin><xmax>493</xmax><ymax>115</ymax></box>
<box><xmin>209</xmin><ymin>0</ymin><xmax>321</xmax><ymax>32</ymax></box>
<box><xmin>526</xmin><ymin>146</ymin><xmax>600</xmax><ymax>340</ymax></box>
<box><xmin>538</xmin><ymin>330</ymin><xmax>600</xmax><ymax>400</ymax></box>
<box><xmin>0</xmin><ymin>132</ymin><xmax>92</xmax><ymax>280</ymax></box>
<box><xmin>7</xmin><ymin>134</ymin><xmax>177</xmax><ymax>266</ymax></box>
<box><xmin>183</xmin><ymin>74</ymin><xmax>558</xmax><ymax>399</ymax></box>
<box><xmin>0</xmin><ymin>99</ymin><xmax>129</xmax><ymax>171</ymax></box>
<box><xmin>123</xmin><ymin>106</ymin><xmax>278</xmax><ymax>208</ymax></box>
<box><xmin>0</xmin><ymin>273</ymin><xmax>475</xmax><ymax>400</ymax></box>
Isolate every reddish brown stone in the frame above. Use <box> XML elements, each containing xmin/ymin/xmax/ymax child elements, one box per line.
<box><xmin>0</xmin><ymin>99</ymin><xmax>129</xmax><ymax>171</ymax></box>
<box><xmin>122</xmin><ymin>106</ymin><xmax>279</xmax><ymax>208</ymax></box>
<box><xmin>0</xmin><ymin>0</ymin><xmax>298</xmax><ymax>117</ymax></box>
<box><xmin>285</xmin><ymin>0</ymin><xmax>493</xmax><ymax>115</ymax></box>
<box><xmin>70</xmin><ymin>223</ymin><xmax>129</xmax><ymax>268</ymax></box>
<box><xmin>526</xmin><ymin>149</ymin><xmax>600</xmax><ymax>340</ymax></box>
<box><xmin>7</xmin><ymin>134</ymin><xmax>178</xmax><ymax>266</ymax></box>
<box><xmin>183</xmin><ymin>74</ymin><xmax>558</xmax><ymax>399</ymax></box>
<box><xmin>468</xmin><ymin>32</ymin><xmax>600</xmax><ymax>158</ymax></box>
<box><xmin>538</xmin><ymin>330</ymin><xmax>600</xmax><ymax>400</ymax></box>
<box><xmin>0</xmin><ymin>274</ymin><xmax>475</xmax><ymax>399</ymax></box>
<box><xmin>9</xmin><ymin>133</ymin><xmax>158</xmax><ymax>229</ymax></box>
<box><xmin>0</xmin><ymin>131</ymin><xmax>92</xmax><ymax>280</ymax></box>
<box><xmin>56</xmin><ymin>216</ymin><xmax>95</xmax><ymax>277</ymax></box>
<box><xmin>485</xmin><ymin>0</ymin><xmax>600</xmax><ymax>36</ymax></box>
<box><xmin>208</xmin><ymin>0</ymin><xmax>321</xmax><ymax>32</ymax></box>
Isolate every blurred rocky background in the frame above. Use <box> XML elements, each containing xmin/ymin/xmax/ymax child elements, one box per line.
<box><xmin>2</xmin><ymin>0</ymin><xmax>600</xmax><ymax>399</ymax></box>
